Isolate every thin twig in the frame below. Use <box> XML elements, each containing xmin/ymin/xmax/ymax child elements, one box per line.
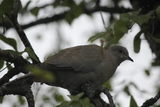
<box><xmin>7</xmin><ymin>0</ymin><xmax>40</xmax><ymax>64</ymax></box>
<box><xmin>100</xmin><ymin>12</ymin><xmax>107</xmax><ymax>29</ymax></box>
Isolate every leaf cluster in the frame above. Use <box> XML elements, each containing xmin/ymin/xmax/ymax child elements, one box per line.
<box><xmin>88</xmin><ymin>6</ymin><xmax>160</xmax><ymax>53</ymax></box>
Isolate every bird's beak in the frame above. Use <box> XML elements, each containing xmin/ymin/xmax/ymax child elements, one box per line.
<box><xmin>128</xmin><ymin>56</ymin><xmax>134</xmax><ymax>62</ymax></box>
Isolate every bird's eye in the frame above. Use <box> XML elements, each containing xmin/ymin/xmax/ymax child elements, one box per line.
<box><xmin>119</xmin><ymin>50</ymin><xmax>123</xmax><ymax>53</ymax></box>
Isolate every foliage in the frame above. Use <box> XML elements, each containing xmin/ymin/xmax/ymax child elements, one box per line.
<box><xmin>89</xmin><ymin>6</ymin><xmax>159</xmax><ymax>53</ymax></box>
<box><xmin>130</xmin><ymin>96</ymin><xmax>138</xmax><ymax>107</ymax></box>
<box><xmin>57</xmin><ymin>93</ymin><xmax>94</xmax><ymax>107</ymax></box>
<box><xmin>0</xmin><ymin>0</ymin><xmax>159</xmax><ymax>107</ymax></box>
<box><xmin>28</xmin><ymin>66</ymin><xmax>54</xmax><ymax>82</ymax></box>
<box><xmin>0</xmin><ymin>34</ymin><xmax>17</xmax><ymax>51</ymax></box>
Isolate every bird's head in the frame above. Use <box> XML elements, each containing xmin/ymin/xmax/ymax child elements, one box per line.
<box><xmin>108</xmin><ymin>45</ymin><xmax>133</xmax><ymax>64</ymax></box>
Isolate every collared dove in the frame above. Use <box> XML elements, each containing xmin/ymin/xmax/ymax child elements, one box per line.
<box><xmin>43</xmin><ymin>44</ymin><xmax>133</xmax><ymax>93</ymax></box>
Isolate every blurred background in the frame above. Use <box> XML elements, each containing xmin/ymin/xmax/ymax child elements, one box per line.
<box><xmin>0</xmin><ymin>0</ymin><xmax>160</xmax><ymax>107</ymax></box>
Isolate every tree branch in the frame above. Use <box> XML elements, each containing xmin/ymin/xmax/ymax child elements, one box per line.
<box><xmin>6</xmin><ymin>0</ymin><xmax>40</xmax><ymax>64</ymax></box>
<box><xmin>97</xmin><ymin>87</ymin><xmax>115</xmax><ymax>107</ymax></box>
<box><xmin>21</xmin><ymin>6</ymin><xmax>133</xmax><ymax>30</ymax></box>
<box><xmin>0</xmin><ymin>74</ymin><xmax>35</xmax><ymax>106</ymax></box>
<box><xmin>0</xmin><ymin>68</ymin><xmax>19</xmax><ymax>86</ymax></box>
<box><xmin>0</xmin><ymin>74</ymin><xmax>33</xmax><ymax>96</ymax></box>
<box><xmin>81</xmin><ymin>82</ymin><xmax>115</xmax><ymax>107</ymax></box>
<box><xmin>0</xmin><ymin>49</ymin><xmax>30</xmax><ymax>85</ymax></box>
<box><xmin>0</xmin><ymin>49</ymin><xmax>29</xmax><ymax>66</ymax></box>
<box><xmin>23</xmin><ymin>6</ymin><xmax>133</xmax><ymax>29</ymax></box>
<box><xmin>0</xmin><ymin>6</ymin><xmax>133</xmax><ymax>30</ymax></box>
<box><xmin>22</xmin><ymin>11</ymin><xmax>66</xmax><ymax>29</ymax></box>
<box><xmin>141</xmin><ymin>91</ymin><xmax>160</xmax><ymax>107</ymax></box>
<box><xmin>25</xmin><ymin>90</ymin><xmax>35</xmax><ymax>107</ymax></box>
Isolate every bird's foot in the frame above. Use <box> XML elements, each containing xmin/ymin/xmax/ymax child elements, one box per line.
<box><xmin>81</xmin><ymin>82</ymin><xmax>96</xmax><ymax>98</ymax></box>
<box><xmin>96</xmin><ymin>86</ymin><xmax>116</xmax><ymax>107</ymax></box>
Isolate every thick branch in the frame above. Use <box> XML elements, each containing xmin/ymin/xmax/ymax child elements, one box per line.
<box><xmin>0</xmin><ymin>66</ymin><xmax>30</xmax><ymax>86</ymax></box>
<box><xmin>22</xmin><ymin>11</ymin><xmax>66</xmax><ymax>29</ymax></box>
<box><xmin>0</xmin><ymin>6</ymin><xmax>133</xmax><ymax>30</ymax></box>
<box><xmin>0</xmin><ymin>68</ymin><xmax>19</xmax><ymax>86</ymax></box>
<box><xmin>0</xmin><ymin>49</ymin><xmax>30</xmax><ymax>84</ymax></box>
<box><xmin>97</xmin><ymin>87</ymin><xmax>115</xmax><ymax>107</ymax></box>
<box><xmin>21</xmin><ymin>6</ymin><xmax>132</xmax><ymax>29</ymax></box>
<box><xmin>25</xmin><ymin>90</ymin><xmax>35</xmax><ymax>107</ymax></box>
<box><xmin>0</xmin><ymin>74</ymin><xmax>33</xmax><ymax>96</ymax></box>
<box><xmin>0</xmin><ymin>49</ymin><xmax>29</xmax><ymax>66</ymax></box>
<box><xmin>81</xmin><ymin>82</ymin><xmax>115</xmax><ymax>107</ymax></box>
<box><xmin>7</xmin><ymin>0</ymin><xmax>40</xmax><ymax>64</ymax></box>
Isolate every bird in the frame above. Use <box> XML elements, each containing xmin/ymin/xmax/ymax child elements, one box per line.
<box><xmin>42</xmin><ymin>44</ymin><xmax>133</xmax><ymax>94</ymax></box>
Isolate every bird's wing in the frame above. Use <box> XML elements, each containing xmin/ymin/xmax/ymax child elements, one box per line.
<box><xmin>44</xmin><ymin>45</ymin><xmax>104</xmax><ymax>73</ymax></box>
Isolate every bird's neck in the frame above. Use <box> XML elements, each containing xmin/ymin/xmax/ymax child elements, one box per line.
<box><xmin>108</xmin><ymin>51</ymin><xmax>121</xmax><ymax>67</ymax></box>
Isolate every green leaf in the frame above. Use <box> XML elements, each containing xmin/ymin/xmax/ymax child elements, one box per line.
<box><xmin>114</xmin><ymin>13</ymin><xmax>132</xmax><ymax>43</ymax></box>
<box><xmin>6</xmin><ymin>62</ymin><xmax>13</xmax><ymax>71</ymax></box>
<box><xmin>54</xmin><ymin>93</ymin><xmax>65</xmax><ymax>102</ymax></box>
<box><xmin>88</xmin><ymin>32</ymin><xmax>107</xmax><ymax>42</ymax></box>
<box><xmin>144</xmin><ymin>69</ymin><xmax>150</xmax><ymax>76</ymax></box>
<box><xmin>0</xmin><ymin>96</ymin><xmax>4</xmax><ymax>103</ymax></box>
<box><xmin>65</xmin><ymin>7</ymin><xmax>83</xmax><ymax>25</ymax></box>
<box><xmin>80</xmin><ymin>97</ymin><xmax>94</xmax><ymax>107</ymax></box>
<box><xmin>130</xmin><ymin>95</ymin><xmax>138</xmax><ymax>107</ymax></box>
<box><xmin>124</xmin><ymin>85</ymin><xmax>130</xmax><ymax>95</ymax></box>
<box><xmin>114</xmin><ymin>20</ymin><xmax>130</xmax><ymax>36</ymax></box>
<box><xmin>61</xmin><ymin>0</ymin><xmax>76</xmax><ymax>6</ymax></box>
<box><xmin>156</xmin><ymin>6</ymin><xmax>160</xmax><ymax>17</ymax></box>
<box><xmin>65</xmin><ymin>1</ymin><xmax>83</xmax><ymax>24</ymax></box>
<box><xmin>18</xmin><ymin>96</ymin><xmax>26</xmax><ymax>105</ymax></box>
<box><xmin>56</xmin><ymin>101</ymin><xmax>70</xmax><ymax>107</ymax></box>
<box><xmin>52</xmin><ymin>1</ymin><xmax>60</xmax><ymax>8</ymax></box>
<box><xmin>120</xmin><ymin>13</ymin><xmax>131</xmax><ymax>22</ymax></box>
<box><xmin>29</xmin><ymin>66</ymin><xmax>54</xmax><ymax>82</ymax></box>
<box><xmin>23</xmin><ymin>1</ymin><xmax>31</xmax><ymax>11</ymax></box>
<box><xmin>25</xmin><ymin>47</ymin><xmax>39</xmax><ymax>62</ymax></box>
<box><xmin>70</xmin><ymin>101</ymin><xmax>81</xmax><ymax>107</ymax></box>
<box><xmin>68</xmin><ymin>92</ymin><xmax>84</xmax><ymax>101</ymax></box>
<box><xmin>42</xmin><ymin>95</ymin><xmax>50</xmax><ymax>102</ymax></box>
<box><xmin>151</xmin><ymin>36</ymin><xmax>160</xmax><ymax>43</ymax></box>
<box><xmin>0</xmin><ymin>0</ymin><xmax>22</xmax><ymax>20</ymax></box>
<box><xmin>88</xmin><ymin>28</ymin><xmax>114</xmax><ymax>46</ymax></box>
<box><xmin>133</xmin><ymin>31</ymin><xmax>142</xmax><ymax>53</ymax></box>
<box><xmin>103</xmin><ymin>81</ymin><xmax>112</xmax><ymax>91</ymax></box>
<box><xmin>131</xmin><ymin>10</ymin><xmax>154</xmax><ymax>26</ymax></box>
<box><xmin>30</xmin><ymin>7</ymin><xmax>39</xmax><ymax>16</ymax></box>
<box><xmin>6</xmin><ymin>49</ymin><xmax>23</xmax><ymax>56</ymax></box>
<box><xmin>0</xmin><ymin>60</ymin><xmax>4</xmax><ymax>70</ymax></box>
<box><xmin>0</xmin><ymin>0</ymin><xmax>14</xmax><ymax>16</ymax></box>
<box><xmin>134</xmin><ymin>27</ymin><xmax>148</xmax><ymax>53</ymax></box>
<box><xmin>0</xmin><ymin>35</ymin><xmax>17</xmax><ymax>51</ymax></box>
<box><xmin>21</xmin><ymin>1</ymin><xmax>31</xmax><ymax>13</ymax></box>
<box><xmin>114</xmin><ymin>19</ymin><xmax>129</xmax><ymax>43</ymax></box>
<box><xmin>57</xmin><ymin>93</ymin><xmax>94</xmax><ymax>107</ymax></box>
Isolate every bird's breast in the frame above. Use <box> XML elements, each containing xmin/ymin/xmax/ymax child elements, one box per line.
<box><xmin>92</xmin><ymin>58</ymin><xmax>118</xmax><ymax>87</ymax></box>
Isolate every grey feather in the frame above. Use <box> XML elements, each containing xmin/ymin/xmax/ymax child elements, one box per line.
<box><xmin>44</xmin><ymin>44</ymin><xmax>133</xmax><ymax>92</ymax></box>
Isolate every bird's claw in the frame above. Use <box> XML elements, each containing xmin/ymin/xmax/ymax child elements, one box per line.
<box><xmin>81</xmin><ymin>82</ymin><xmax>96</xmax><ymax>98</ymax></box>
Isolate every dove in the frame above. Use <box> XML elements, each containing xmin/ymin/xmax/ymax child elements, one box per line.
<box><xmin>43</xmin><ymin>44</ymin><xmax>133</xmax><ymax>93</ymax></box>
